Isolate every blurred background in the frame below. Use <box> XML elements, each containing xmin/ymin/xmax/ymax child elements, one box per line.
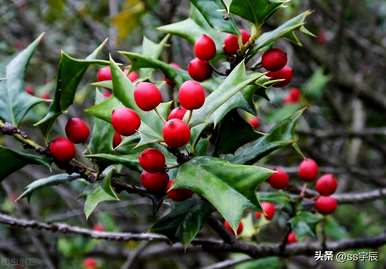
<box><xmin>1</xmin><ymin>0</ymin><xmax>386</xmax><ymax>268</ymax></box>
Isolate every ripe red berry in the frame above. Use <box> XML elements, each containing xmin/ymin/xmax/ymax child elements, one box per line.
<box><xmin>178</xmin><ymin>80</ymin><xmax>206</xmax><ymax>110</ymax></box>
<box><xmin>93</xmin><ymin>223</ymin><xmax>105</xmax><ymax>232</ymax></box>
<box><xmin>112</xmin><ymin>132</ymin><xmax>122</xmax><ymax>148</ymax></box>
<box><xmin>42</xmin><ymin>92</ymin><xmax>50</xmax><ymax>100</ymax></box>
<box><xmin>134</xmin><ymin>82</ymin><xmax>162</xmax><ymax>111</ymax></box>
<box><xmin>168</xmin><ymin>107</ymin><xmax>187</xmax><ymax>120</ymax></box>
<box><xmin>83</xmin><ymin>257</ymin><xmax>97</xmax><ymax>269</ymax></box>
<box><xmin>315</xmin><ymin>196</ymin><xmax>337</xmax><ymax>214</ymax></box>
<box><xmin>162</xmin><ymin>119</ymin><xmax>191</xmax><ymax>148</ymax></box>
<box><xmin>140</xmin><ymin>171</ymin><xmax>169</xmax><ymax>193</ymax></box>
<box><xmin>188</xmin><ymin>58</ymin><xmax>212</xmax><ymax>82</ymax></box>
<box><xmin>111</xmin><ymin>108</ymin><xmax>141</xmax><ymax>136</ymax></box>
<box><xmin>298</xmin><ymin>158</ymin><xmax>319</xmax><ymax>181</ymax></box>
<box><xmin>255</xmin><ymin>202</ymin><xmax>276</xmax><ymax>220</ymax></box>
<box><xmin>25</xmin><ymin>86</ymin><xmax>34</xmax><ymax>95</ymax></box>
<box><xmin>316</xmin><ymin>29</ymin><xmax>327</xmax><ymax>45</ymax></box>
<box><xmin>248</xmin><ymin>116</ymin><xmax>260</xmax><ymax>129</ymax></box>
<box><xmin>103</xmin><ymin>90</ymin><xmax>112</xmax><ymax>98</ymax></box>
<box><xmin>127</xmin><ymin>71</ymin><xmax>139</xmax><ymax>82</ymax></box>
<box><xmin>316</xmin><ymin>174</ymin><xmax>338</xmax><ymax>196</ymax></box>
<box><xmin>262</xmin><ymin>48</ymin><xmax>287</xmax><ymax>72</ymax></box>
<box><xmin>49</xmin><ymin>137</ymin><xmax>76</xmax><ymax>162</ymax></box>
<box><xmin>65</xmin><ymin>117</ymin><xmax>90</xmax><ymax>144</ymax></box>
<box><xmin>268</xmin><ymin>168</ymin><xmax>289</xmax><ymax>189</ymax></box>
<box><xmin>97</xmin><ymin>66</ymin><xmax>112</xmax><ymax>81</ymax></box>
<box><xmin>139</xmin><ymin>148</ymin><xmax>166</xmax><ymax>172</ymax></box>
<box><xmin>240</xmin><ymin>29</ymin><xmax>250</xmax><ymax>44</ymax></box>
<box><xmin>223</xmin><ymin>220</ymin><xmax>244</xmax><ymax>236</ymax></box>
<box><xmin>223</xmin><ymin>29</ymin><xmax>250</xmax><ymax>55</ymax></box>
<box><xmin>267</xmin><ymin>65</ymin><xmax>293</xmax><ymax>87</ymax></box>
<box><xmin>284</xmin><ymin>87</ymin><xmax>301</xmax><ymax>104</ymax></box>
<box><xmin>194</xmin><ymin>34</ymin><xmax>216</xmax><ymax>61</ymax></box>
<box><xmin>166</xmin><ymin>180</ymin><xmax>193</xmax><ymax>201</ymax></box>
<box><xmin>287</xmin><ymin>232</ymin><xmax>297</xmax><ymax>244</ymax></box>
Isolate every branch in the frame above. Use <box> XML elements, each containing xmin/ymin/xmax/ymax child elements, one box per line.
<box><xmin>298</xmin><ymin>128</ymin><xmax>386</xmax><ymax>139</ymax></box>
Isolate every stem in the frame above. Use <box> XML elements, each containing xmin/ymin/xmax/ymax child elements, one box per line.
<box><xmin>154</xmin><ymin>107</ymin><xmax>166</xmax><ymax>123</ymax></box>
<box><xmin>300</xmin><ymin>183</ymin><xmax>308</xmax><ymax>199</ymax></box>
<box><xmin>186</xmin><ymin>110</ymin><xmax>193</xmax><ymax>125</ymax></box>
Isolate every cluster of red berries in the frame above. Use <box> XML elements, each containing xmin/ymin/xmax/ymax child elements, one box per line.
<box><xmin>283</xmin><ymin>87</ymin><xmax>301</xmax><ymax>104</ymax></box>
<box><xmin>49</xmin><ymin>118</ymin><xmax>90</xmax><ymax>163</ymax></box>
<box><xmin>138</xmin><ymin>148</ymin><xmax>192</xmax><ymax>200</ymax></box>
<box><xmin>261</xmin><ymin>48</ymin><xmax>293</xmax><ymax>87</ymax></box>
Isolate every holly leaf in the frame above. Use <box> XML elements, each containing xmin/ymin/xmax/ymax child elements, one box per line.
<box><xmin>151</xmin><ymin>199</ymin><xmax>213</xmax><ymax>245</ymax></box>
<box><xmin>0</xmin><ymin>34</ymin><xmax>45</xmax><ymax>125</ymax></box>
<box><xmin>229</xmin><ymin>0</ymin><xmax>288</xmax><ymax>24</ymax></box>
<box><xmin>174</xmin><ymin>157</ymin><xmax>272</xmax><ymax>231</ymax></box>
<box><xmin>35</xmin><ymin>39</ymin><xmax>108</xmax><ymax>136</ymax></box>
<box><xmin>17</xmin><ymin>173</ymin><xmax>79</xmax><ymax>201</ymax></box>
<box><xmin>225</xmin><ymin>108</ymin><xmax>305</xmax><ymax>164</ymax></box>
<box><xmin>84</xmin><ymin>184</ymin><xmax>119</xmax><ymax>219</ymax></box>
<box><xmin>0</xmin><ymin>146</ymin><xmax>50</xmax><ymax>181</ymax></box>
<box><xmin>85</xmin><ymin>153</ymin><xmax>139</xmax><ymax>170</ymax></box>
<box><xmin>290</xmin><ymin>211</ymin><xmax>323</xmax><ymax>239</ymax></box>
<box><xmin>191</xmin><ymin>0</ymin><xmax>239</xmax><ymax>34</ymax></box>
<box><xmin>140</xmin><ymin>36</ymin><xmax>169</xmax><ymax>78</ymax></box>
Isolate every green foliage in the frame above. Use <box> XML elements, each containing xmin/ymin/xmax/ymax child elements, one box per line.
<box><xmin>302</xmin><ymin>68</ymin><xmax>330</xmax><ymax>101</ymax></box>
<box><xmin>290</xmin><ymin>211</ymin><xmax>323</xmax><ymax>239</ymax></box>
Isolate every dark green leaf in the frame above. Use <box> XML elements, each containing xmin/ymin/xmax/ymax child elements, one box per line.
<box><xmin>324</xmin><ymin>216</ymin><xmax>348</xmax><ymax>240</ymax></box>
<box><xmin>175</xmin><ymin>156</ymin><xmax>272</xmax><ymax>230</ymax></box>
<box><xmin>290</xmin><ymin>211</ymin><xmax>323</xmax><ymax>239</ymax></box>
<box><xmin>256</xmin><ymin>191</ymin><xmax>292</xmax><ymax>205</ymax></box>
<box><xmin>17</xmin><ymin>173</ymin><xmax>79</xmax><ymax>201</ymax></box>
<box><xmin>0</xmin><ymin>146</ymin><xmax>50</xmax><ymax>181</ymax></box>
<box><xmin>102</xmin><ymin>168</ymin><xmax>119</xmax><ymax>200</ymax></box>
<box><xmin>225</xmin><ymin>108</ymin><xmax>305</xmax><ymax>164</ymax></box>
<box><xmin>85</xmin><ymin>153</ymin><xmax>139</xmax><ymax>170</ymax></box>
<box><xmin>267</xmin><ymin>103</ymin><xmax>302</xmax><ymax>123</ymax></box>
<box><xmin>35</xmin><ymin>39</ymin><xmax>108</xmax><ymax>136</ymax></box>
<box><xmin>0</xmin><ymin>34</ymin><xmax>45</xmax><ymax>125</ymax></box>
<box><xmin>140</xmin><ymin>36</ymin><xmax>169</xmax><ymax>78</ymax></box>
<box><xmin>84</xmin><ymin>184</ymin><xmax>119</xmax><ymax>219</ymax></box>
<box><xmin>236</xmin><ymin>257</ymin><xmax>282</xmax><ymax>269</ymax></box>
<box><xmin>229</xmin><ymin>0</ymin><xmax>287</xmax><ymax>24</ymax></box>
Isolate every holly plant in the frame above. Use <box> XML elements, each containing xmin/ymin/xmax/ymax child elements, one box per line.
<box><xmin>1</xmin><ymin>0</ymin><xmax>342</xmax><ymax>259</ymax></box>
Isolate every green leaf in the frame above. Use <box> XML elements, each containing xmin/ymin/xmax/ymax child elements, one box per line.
<box><xmin>175</xmin><ymin>156</ymin><xmax>272</xmax><ymax>231</ymax></box>
<box><xmin>102</xmin><ymin>168</ymin><xmax>119</xmax><ymax>200</ymax></box>
<box><xmin>140</xmin><ymin>36</ymin><xmax>169</xmax><ymax>78</ymax></box>
<box><xmin>120</xmin><ymin>51</ymin><xmax>190</xmax><ymax>87</ymax></box>
<box><xmin>85</xmin><ymin>153</ymin><xmax>139</xmax><ymax>170</ymax></box>
<box><xmin>151</xmin><ymin>199</ymin><xmax>213</xmax><ymax>245</ymax></box>
<box><xmin>191</xmin><ymin>0</ymin><xmax>239</xmax><ymax>34</ymax></box>
<box><xmin>324</xmin><ymin>216</ymin><xmax>348</xmax><ymax>240</ymax></box>
<box><xmin>236</xmin><ymin>257</ymin><xmax>282</xmax><ymax>269</ymax></box>
<box><xmin>0</xmin><ymin>146</ymin><xmax>50</xmax><ymax>181</ymax></box>
<box><xmin>85</xmin><ymin>96</ymin><xmax>123</xmax><ymax>122</ymax></box>
<box><xmin>229</xmin><ymin>0</ymin><xmax>288</xmax><ymax>24</ymax></box>
<box><xmin>267</xmin><ymin>103</ymin><xmax>302</xmax><ymax>123</ymax></box>
<box><xmin>84</xmin><ymin>185</ymin><xmax>119</xmax><ymax>219</ymax></box>
<box><xmin>254</xmin><ymin>11</ymin><xmax>312</xmax><ymax>51</ymax></box>
<box><xmin>0</xmin><ymin>34</ymin><xmax>45</xmax><ymax>125</ymax></box>
<box><xmin>290</xmin><ymin>211</ymin><xmax>323</xmax><ymax>239</ymax></box>
<box><xmin>17</xmin><ymin>173</ymin><xmax>79</xmax><ymax>201</ymax></box>
<box><xmin>257</xmin><ymin>191</ymin><xmax>292</xmax><ymax>205</ymax></box>
<box><xmin>35</xmin><ymin>39</ymin><xmax>108</xmax><ymax>136</ymax></box>
<box><xmin>302</xmin><ymin>68</ymin><xmax>330</xmax><ymax>101</ymax></box>
<box><xmin>225</xmin><ymin>108</ymin><xmax>304</xmax><ymax>164</ymax></box>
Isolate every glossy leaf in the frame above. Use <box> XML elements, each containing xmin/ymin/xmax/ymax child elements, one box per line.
<box><xmin>101</xmin><ymin>168</ymin><xmax>119</xmax><ymax>200</ymax></box>
<box><xmin>0</xmin><ymin>146</ymin><xmax>50</xmax><ymax>181</ymax></box>
<box><xmin>151</xmin><ymin>199</ymin><xmax>213</xmax><ymax>245</ymax></box>
<box><xmin>175</xmin><ymin>156</ymin><xmax>272</xmax><ymax>231</ymax></box>
<box><xmin>191</xmin><ymin>0</ymin><xmax>239</xmax><ymax>34</ymax></box>
<box><xmin>35</xmin><ymin>39</ymin><xmax>108</xmax><ymax>135</ymax></box>
<box><xmin>85</xmin><ymin>153</ymin><xmax>139</xmax><ymax>170</ymax></box>
<box><xmin>140</xmin><ymin>36</ymin><xmax>169</xmax><ymax>78</ymax></box>
<box><xmin>84</xmin><ymin>184</ymin><xmax>119</xmax><ymax>219</ymax></box>
<box><xmin>0</xmin><ymin>34</ymin><xmax>45</xmax><ymax>125</ymax></box>
<box><xmin>290</xmin><ymin>211</ymin><xmax>323</xmax><ymax>239</ymax></box>
<box><xmin>229</xmin><ymin>0</ymin><xmax>288</xmax><ymax>24</ymax></box>
<box><xmin>225</xmin><ymin>108</ymin><xmax>305</xmax><ymax>164</ymax></box>
<box><xmin>17</xmin><ymin>173</ymin><xmax>79</xmax><ymax>201</ymax></box>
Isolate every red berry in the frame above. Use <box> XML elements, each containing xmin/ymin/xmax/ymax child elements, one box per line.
<box><xmin>49</xmin><ymin>137</ymin><xmax>76</xmax><ymax>162</ymax></box>
<box><xmin>240</xmin><ymin>29</ymin><xmax>250</xmax><ymax>44</ymax></box>
<box><xmin>168</xmin><ymin>107</ymin><xmax>187</xmax><ymax>120</ymax></box>
<box><xmin>128</xmin><ymin>71</ymin><xmax>139</xmax><ymax>82</ymax></box>
<box><xmin>194</xmin><ymin>34</ymin><xmax>216</xmax><ymax>61</ymax></box>
<box><xmin>93</xmin><ymin>224</ymin><xmax>105</xmax><ymax>232</ymax></box>
<box><xmin>25</xmin><ymin>86</ymin><xmax>34</xmax><ymax>95</ymax></box>
<box><xmin>188</xmin><ymin>58</ymin><xmax>212</xmax><ymax>81</ymax></box>
<box><xmin>316</xmin><ymin>30</ymin><xmax>327</xmax><ymax>45</ymax></box>
<box><xmin>284</xmin><ymin>87</ymin><xmax>301</xmax><ymax>104</ymax></box>
<box><xmin>267</xmin><ymin>65</ymin><xmax>293</xmax><ymax>87</ymax></box>
<box><xmin>166</xmin><ymin>180</ymin><xmax>193</xmax><ymax>201</ymax></box>
<box><xmin>139</xmin><ymin>148</ymin><xmax>166</xmax><ymax>172</ymax></box>
<box><xmin>111</xmin><ymin>108</ymin><xmax>141</xmax><ymax>136</ymax></box>
<box><xmin>223</xmin><ymin>220</ymin><xmax>243</xmax><ymax>236</ymax></box>
<box><xmin>162</xmin><ymin>119</ymin><xmax>191</xmax><ymax>148</ymax></box>
<box><xmin>134</xmin><ymin>82</ymin><xmax>162</xmax><ymax>111</ymax></box>
<box><xmin>103</xmin><ymin>90</ymin><xmax>112</xmax><ymax>97</ymax></box>
<box><xmin>178</xmin><ymin>80</ymin><xmax>206</xmax><ymax>110</ymax></box>
<box><xmin>298</xmin><ymin>158</ymin><xmax>319</xmax><ymax>181</ymax></box>
<box><xmin>65</xmin><ymin>117</ymin><xmax>90</xmax><ymax>144</ymax></box>
<box><xmin>140</xmin><ymin>171</ymin><xmax>169</xmax><ymax>193</ymax></box>
<box><xmin>248</xmin><ymin>117</ymin><xmax>260</xmax><ymax>129</ymax></box>
<box><xmin>97</xmin><ymin>66</ymin><xmax>112</xmax><ymax>81</ymax></box>
<box><xmin>42</xmin><ymin>92</ymin><xmax>50</xmax><ymax>100</ymax></box>
<box><xmin>262</xmin><ymin>48</ymin><xmax>287</xmax><ymax>72</ymax></box>
<box><xmin>112</xmin><ymin>132</ymin><xmax>122</xmax><ymax>148</ymax></box>
<box><xmin>315</xmin><ymin>196</ymin><xmax>337</xmax><ymax>214</ymax></box>
<box><xmin>83</xmin><ymin>257</ymin><xmax>97</xmax><ymax>269</ymax></box>
<box><xmin>255</xmin><ymin>202</ymin><xmax>276</xmax><ymax>220</ymax></box>
<box><xmin>287</xmin><ymin>232</ymin><xmax>297</xmax><ymax>244</ymax></box>
<box><xmin>316</xmin><ymin>174</ymin><xmax>337</xmax><ymax>196</ymax></box>
<box><xmin>268</xmin><ymin>168</ymin><xmax>289</xmax><ymax>189</ymax></box>
<box><xmin>223</xmin><ymin>34</ymin><xmax>239</xmax><ymax>55</ymax></box>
